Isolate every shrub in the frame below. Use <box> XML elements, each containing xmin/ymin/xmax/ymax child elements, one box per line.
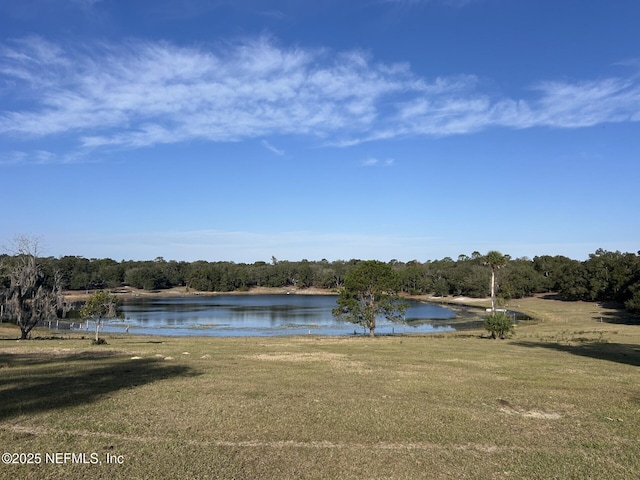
<box><xmin>484</xmin><ymin>312</ymin><xmax>515</xmax><ymax>339</ymax></box>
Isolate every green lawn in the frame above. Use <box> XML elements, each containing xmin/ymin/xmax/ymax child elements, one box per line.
<box><xmin>1</xmin><ymin>296</ymin><xmax>638</xmax><ymax>479</ymax></box>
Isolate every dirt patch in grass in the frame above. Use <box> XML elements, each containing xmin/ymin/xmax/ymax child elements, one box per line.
<box><xmin>247</xmin><ymin>351</ymin><xmax>372</xmax><ymax>373</ymax></box>
<box><xmin>497</xmin><ymin>398</ymin><xmax>563</xmax><ymax>420</ymax></box>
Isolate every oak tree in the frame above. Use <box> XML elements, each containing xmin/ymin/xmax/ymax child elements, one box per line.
<box><xmin>80</xmin><ymin>290</ymin><xmax>119</xmax><ymax>343</ymax></box>
<box><xmin>332</xmin><ymin>260</ymin><xmax>407</xmax><ymax>337</ymax></box>
<box><xmin>1</xmin><ymin>236</ymin><xmax>63</xmax><ymax>339</ymax></box>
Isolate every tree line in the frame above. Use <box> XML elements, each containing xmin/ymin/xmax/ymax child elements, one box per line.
<box><xmin>2</xmin><ymin>247</ymin><xmax>639</xmax><ymax>314</ymax></box>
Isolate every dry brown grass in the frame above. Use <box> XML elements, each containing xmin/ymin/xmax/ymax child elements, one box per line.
<box><xmin>0</xmin><ymin>295</ymin><xmax>639</xmax><ymax>479</ymax></box>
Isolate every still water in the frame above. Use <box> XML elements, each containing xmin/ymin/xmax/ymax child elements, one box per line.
<box><xmin>101</xmin><ymin>294</ymin><xmax>482</xmax><ymax>337</ymax></box>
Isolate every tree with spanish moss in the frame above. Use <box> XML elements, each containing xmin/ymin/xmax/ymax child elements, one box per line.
<box><xmin>0</xmin><ymin>236</ymin><xmax>64</xmax><ymax>340</ymax></box>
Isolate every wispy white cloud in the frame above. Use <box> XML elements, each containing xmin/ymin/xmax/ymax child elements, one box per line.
<box><xmin>0</xmin><ymin>148</ymin><xmax>96</xmax><ymax>166</ymax></box>
<box><xmin>70</xmin><ymin>0</ymin><xmax>103</xmax><ymax>8</ymax></box>
<box><xmin>261</xmin><ymin>140</ymin><xmax>285</xmax><ymax>156</ymax></box>
<box><xmin>1</xmin><ymin>36</ymin><xmax>639</xmax><ymax>159</ymax></box>
<box><xmin>0</xmin><ymin>151</ymin><xmax>27</xmax><ymax>165</ymax></box>
<box><xmin>525</xmin><ymin>78</ymin><xmax>640</xmax><ymax>128</ymax></box>
<box><xmin>0</xmin><ymin>36</ymin><xmax>416</xmax><ymax>148</ymax></box>
<box><xmin>362</xmin><ymin>157</ymin><xmax>394</xmax><ymax>167</ymax></box>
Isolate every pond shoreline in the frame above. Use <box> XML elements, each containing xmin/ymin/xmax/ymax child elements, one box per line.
<box><xmin>64</xmin><ymin>285</ymin><xmax>493</xmax><ymax>306</ymax></box>
<box><xmin>94</xmin><ymin>293</ymin><xmax>467</xmax><ymax>338</ymax></box>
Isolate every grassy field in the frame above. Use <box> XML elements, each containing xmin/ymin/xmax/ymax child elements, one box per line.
<box><xmin>0</xmin><ymin>295</ymin><xmax>638</xmax><ymax>479</ymax></box>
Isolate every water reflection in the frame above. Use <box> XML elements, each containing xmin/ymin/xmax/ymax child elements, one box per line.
<box><xmin>99</xmin><ymin>294</ymin><xmax>482</xmax><ymax>337</ymax></box>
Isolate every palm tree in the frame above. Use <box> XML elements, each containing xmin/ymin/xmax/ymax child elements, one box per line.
<box><xmin>483</xmin><ymin>251</ymin><xmax>509</xmax><ymax>312</ymax></box>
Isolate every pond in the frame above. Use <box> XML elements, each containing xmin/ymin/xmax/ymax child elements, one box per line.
<box><xmin>90</xmin><ymin>294</ymin><xmax>488</xmax><ymax>337</ymax></box>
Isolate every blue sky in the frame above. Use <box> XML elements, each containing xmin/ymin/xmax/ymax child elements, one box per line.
<box><xmin>1</xmin><ymin>0</ymin><xmax>638</xmax><ymax>263</ymax></box>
